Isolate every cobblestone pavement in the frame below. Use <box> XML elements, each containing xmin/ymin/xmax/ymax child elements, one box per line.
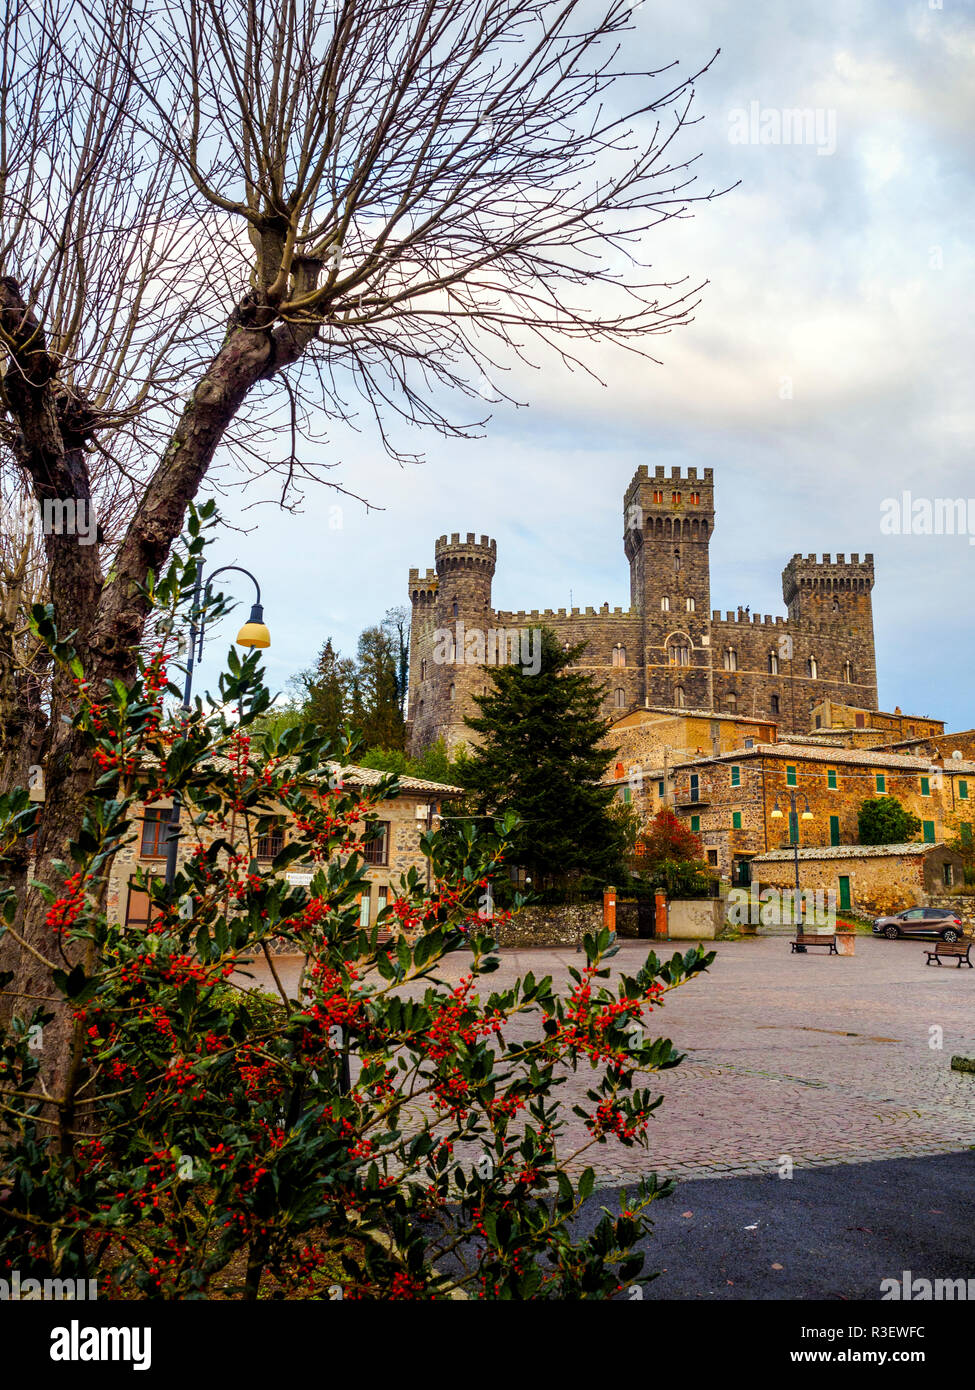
<box><xmin>240</xmin><ymin>933</ymin><xmax>975</xmax><ymax>1183</ymax></box>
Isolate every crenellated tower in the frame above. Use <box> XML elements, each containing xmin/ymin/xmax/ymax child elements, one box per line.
<box><xmin>624</xmin><ymin>465</ymin><xmax>714</xmax><ymax>710</ymax></box>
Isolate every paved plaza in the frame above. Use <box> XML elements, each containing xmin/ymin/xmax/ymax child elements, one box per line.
<box><xmin>243</xmin><ymin>933</ymin><xmax>975</xmax><ymax>1184</ymax></box>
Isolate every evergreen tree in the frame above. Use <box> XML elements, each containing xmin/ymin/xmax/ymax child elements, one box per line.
<box><xmin>355</xmin><ymin>624</ymin><xmax>405</xmax><ymax>750</ymax></box>
<box><xmin>461</xmin><ymin>628</ymin><xmax>625</xmax><ymax>886</ymax></box>
<box><xmin>858</xmin><ymin>795</ymin><xmax>921</xmax><ymax>845</ymax></box>
<box><xmin>301</xmin><ymin>639</ymin><xmax>354</xmax><ymax>745</ymax></box>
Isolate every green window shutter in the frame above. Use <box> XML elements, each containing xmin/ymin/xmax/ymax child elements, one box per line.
<box><xmin>730</xmin><ymin>766</ymin><xmax>741</xmax><ymax>787</ymax></box>
<box><xmin>622</xmin><ymin>787</ymin><xmax>631</xmax><ymax>804</ymax></box>
<box><xmin>960</xmin><ymin>780</ymin><xmax>969</xmax><ymax>800</ymax></box>
<box><xmin>838</xmin><ymin>876</ymin><xmax>851</xmax><ymax>911</ymax></box>
<box><xmin>732</xmin><ymin>811</ymin><xmax>742</xmax><ymax>830</ymax></box>
<box><xmin>829</xmin><ymin>815</ymin><xmax>840</xmax><ymax>847</ymax></box>
<box><xmin>658</xmin><ymin>780</ymin><xmax>665</xmax><ymax>796</ymax></box>
<box><xmin>827</xmin><ymin>768</ymin><xmax>837</xmax><ymax>790</ymax></box>
<box><xmin>922</xmin><ymin>820</ymin><xmax>935</xmax><ymax>844</ymax></box>
<box><xmin>961</xmin><ymin>822</ymin><xmax>972</xmax><ymax>845</ymax></box>
<box><xmin>875</xmin><ymin>773</ymin><xmax>886</xmax><ymax>793</ymax></box>
<box><xmin>690</xmin><ymin>815</ymin><xmax>700</xmax><ymax>833</ymax></box>
<box><xmin>920</xmin><ymin>776</ymin><xmax>930</xmax><ymax>796</ymax></box>
<box><xmin>786</xmin><ymin>766</ymin><xmax>797</xmax><ymax>786</ymax></box>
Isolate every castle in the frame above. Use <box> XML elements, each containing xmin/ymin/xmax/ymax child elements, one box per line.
<box><xmin>406</xmin><ymin>466</ymin><xmax>878</xmax><ymax>754</ymax></box>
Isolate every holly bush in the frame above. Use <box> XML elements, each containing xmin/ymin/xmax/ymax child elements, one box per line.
<box><xmin>0</xmin><ymin>514</ymin><xmax>711</xmax><ymax>1299</ymax></box>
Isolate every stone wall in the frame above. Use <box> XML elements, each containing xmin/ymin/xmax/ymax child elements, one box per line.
<box><xmin>492</xmin><ymin>903</ymin><xmax>603</xmax><ymax>948</ymax></box>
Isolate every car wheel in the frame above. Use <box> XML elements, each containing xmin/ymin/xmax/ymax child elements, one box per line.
<box><xmin>883</xmin><ymin>925</ymin><xmax>900</xmax><ymax>940</ymax></box>
<box><xmin>942</xmin><ymin>928</ymin><xmax>961</xmax><ymax>943</ymax></box>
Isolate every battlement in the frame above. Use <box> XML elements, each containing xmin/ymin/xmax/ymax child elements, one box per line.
<box><xmin>711</xmin><ymin>611</ymin><xmax>787</xmax><ymax>627</ymax></box>
<box><xmin>629</xmin><ymin>464</ymin><xmax>714</xmax><ymax>486</ymax></box>
<box><xmin>408</xmin><ymin>567</ymin><xmax>438</xmax><ymax>600</ymax></box>
<box><xmin>782</xmin><ymin>551</ymin><xmax>874</xmax><ymax>606</ymax></box>
<box><xmin>495</xmin><ymin>605</ymin><xmax>635</xmax><ymax>622</ymax></box>
<box><xmin>434</xmin><ymin>532</ymin><xmax>497</xmax><ymax>576</ymax></box>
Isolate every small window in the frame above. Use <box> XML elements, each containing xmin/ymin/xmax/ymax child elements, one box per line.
<box><xmin>875</xmin><ymin>773</ymin><xmax>886</xmax><ymax>794</ymax></box>
<box><xmin>922</xmin><ymin>820</ymin><xmax>935</xmax><ymax>844</ymax></box>
<box><xmin>827</xmin><ymin>768</ymin><xmax>838</xmax><ymax>790</ymax></box>
<box><xmin>614</xmin><ymin>687</ymin><xmax>626</xmax><ymax>709</ymax></box>
<box><xmin>855</xmin><ymin>712</ymin><xmax>865</xmax><ymax>729</ymax></box>
<box><xmin>652</xmin><ymin>489</ymin><xmax>664</xmax><ymax>504</ymax></box>
<box><xmin>361</xmin><ymin>822</ymin><xmax>390</xmax><ymax>866</ymax></box>
<box><xmin>744</xmin><ymin>738</ymin><xmax>754</xmax><ymax>749</ymax></box>
<box><xmin>730</xmin><ymin>766</ymin><xmax>741</xmax><ymax>788</ymax></box>
<box><xmin>675</xmin><ymin>685</ymin><xmax>685</xmax><ymax>708</ymax></box>
<box><xmin>815</xmin><ymin>715</ymin><xmax>822</xmax><ymax>728</ymax></box>
<box><xmin>690</xmin><ymin>815</ymin><xmax>700</xmax><ymax>833</ymax></box>
<box><xmin>359</xmin><ymin>890</ymin><xmax>371</xmax><ymax>928</ymax></box>
<box><xmin>689</xmin><ymin>492</ymin><xmax>701</xmax><ymax>505</ymax></box>
<box><xmin>723</xmin><ymin>648</ymin><xmax>737</xmax><ymax>672</ymax></box>
<box><xmin>420</xmin><ymin>659</ymin><xmax>427</xmax><ymax>681</ymax></box>
<box><xmin>843</xmin><ymin>661</ymin><xmax>853</xmax><ymax>683</ymax></box>
<box><xmin>943</xmin><ymin>863</ymin><xmax>954</xmax><ymax>887</ymax></box>
<box><xmin>807</xmin><ymin>657</ymin><xmax>818</xmax><ymax>680</ymax></box>
<box><xmin>660</xmin><ymin>596</ymin><xmax>670</xmax><ymax>612</ymax></box>
<box><xmin>124</xmin><ymin>878</ymin><xmax>163</xmax><ymax>929</ymax></box>
<box><xmin>686</xmin><ymin>597</ymin><xmax>695</xmax><ymax>613</ymax></box>
<box><xmin>771</xmin><ymin>695</ymin><xmax>780</xmax><ymax>715</ymax></box>
<box><xmin>658</xmin><ymin>780</ymin><xmax>665</xmax><ymax>796</ymax></box>
<box><xmin>769</xmin><ymin>652</ymin><xmax>779</xmax><ymax>675</ymax></box>
<box><xmin>707</xmin><ymin>849</ymin><xmax>718</xmax><ymax>866</ymax></box>
<box><xmin>786</xmin><ymin>766</ymin><xmax>797</xmax><ymax>787</ymax></box>
<box><xmin>256</xmin><ymin>828</ymin><xmax>285</xmax><ymax>861</ymax></box>
<box><xmin>140</xmin><ymin>809</ymin><xmax>170</xmax><ymax>859</ymax></box>
<box><xmin>449</xmin><ymin>682</ymin><xmax>456</xmax><ymax>702</ymax></box>
<box><xmin>920</xmin><ymin>777</ymin><xmax>930</xmax><ymax>797</ymax></box>
<box><xmin>725</xmin><ymin>693</ymin><xmax>737</xmax><ymax>712</ymax></box>
<box><xmin>672</xmin><ymin>491</ymin><xmax>681</xmax><ymax>505</ymax></box>
<box><xmin>612</xmin><ymin>644</ymin><xmax>627</xmax><ymax>667</ymax></box>
<box><xmin>732</xmin><ymin>811</ymin><xmax>742</xmax><ymax>830</ymax></box>
<box><xmin>959</xmin><ymin>780</ymin><xmax>969</xmax><ymax>800</ymax></box>
<box><xmin>452</xmin><ymin>600</ymin><xmax>458</xmax><ymax>618</ymax></box>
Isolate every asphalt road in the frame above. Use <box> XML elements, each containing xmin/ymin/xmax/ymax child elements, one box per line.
<box><xmin>582</xmin><ymin>1150</ymin><xmax>975</xmax><ymax>1300</ymax></box>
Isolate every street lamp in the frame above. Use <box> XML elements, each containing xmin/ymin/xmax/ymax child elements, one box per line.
<box><xmin>770</xmin><ymin>791</ymin><xmax>813</xmax><ymax>931</ymax></box>
<box><xmin>163</xmin><ymin>565</ymin><xmax>270</xmax><ymax>887</ymax></box>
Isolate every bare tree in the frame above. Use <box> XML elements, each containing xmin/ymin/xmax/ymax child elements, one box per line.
<box><xmin>0</xmin><ymin>0</ymin><xmax>724</xmax><ymax>1095</ymax></box>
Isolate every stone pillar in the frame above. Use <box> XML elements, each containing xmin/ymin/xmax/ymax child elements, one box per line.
<box><xmin>603</xmin><ymin>885</ymin><xmax>616</xmax><ymax>934</ymax></box>
<box><xmin>836</xmin><ymin>928</ymin><xmax>855</xmax><ymax>956</ymax></box>
<box><xmin>655</xmin><ymin>890</ymin><xmax>669</xmax><ymax>940</ymax></box>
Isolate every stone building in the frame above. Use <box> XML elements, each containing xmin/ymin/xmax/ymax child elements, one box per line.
<box><xmin>105</xmin><ymin>766</ymin><xmax>465</xmax><ymax>933</ymax></box>
<box><xmin>748</xmin><ymin>843</ymin><xmax>965</xmax><ymax>918</ymax></box>
<box><xmin>407</xmin><ymin>466</ymin><xmax>879</xmax><ymax>755</ymax></box>
<box><xmin>659</xmin><ymin>743</ymin><xmax>975</xmax><ymax>888</ymax></box>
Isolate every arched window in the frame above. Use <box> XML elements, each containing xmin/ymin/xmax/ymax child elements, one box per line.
<box><xmin>614</xmin><ymin>687</ymin><xmax>626</xmax><ymax>709</ymax></box>
<box><xmin>420</xmin><ymin>658</ymin><xmax>427</xmax><ymax>681</ymax></box>
<box><xmin>449</xmin><ymin>683</ymin><xmax>456</xmax><ymax>702</ymax></box>
<box><xmin>686</xmin><ymin>597</ymin><xmax>695</xmax><ymax>613</ymax></box>
<box><xmin>673</xmin><ymin>548</ymin><xmax>681</xmax><ymax>574</ymax></box>
<box><xmin>843</xmin><ymin>660</ymin><xmax>853</xmax><ymax>682</ymax></box>
<box><xmin>768</xmin><ymin>651</ymin><xmax>778</xmax><ymax>675</ymax></box>
<box><xmin>807</xmin><ymin>656</ymin><xmax>818</xmax><ymax>680</ymax></box>
<box><xmin>452</xmin><ymin>600</ymin><xmax>458</xmax><ymax>618</ymax></box>
<box><xmin>668</xmin><ymin>642</ymin><xmax>689</xmax><ymax>667</ymax></box>
<box><xmin>770</xmin><ymin>694</ymin><xmax>780</xmax><ymax>714</ymax></box>
<box><xmin>612</xmin><ymin>644</ymin><xmax>627</xmax><ymax>668</ymax></box>
<box><xmin>723</xmin><ymin>647</ymin><xmax>738</xmax><ymax>672</ymax></box>
<box><xmin>660</xmin><ymin>596</ymin><xmax>670</xmax><ymax>612</ymax></box>
<box><xmin>725</xmin><ymin>693</ymin><xmax>737</xmax><ymax>712</ymax></box>
<box><xmin>675</xmin><ymin>685</ymin><xmax>685</xmax><ymax>708</ymax></box>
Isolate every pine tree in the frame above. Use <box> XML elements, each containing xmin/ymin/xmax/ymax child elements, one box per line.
<box><xmin>461</xmin><ymin>628</ymin><xmax>625</xmax><ymax>887</ymax></box>
<box><xmin>355</xmin><ymin>625</ymin><xmax>405</xmax><ymax>750</ymax></box>
<box><xmin>301</xmin><ymin>639</ymin><xmax>354</xmax><ymax>746</ymax></box>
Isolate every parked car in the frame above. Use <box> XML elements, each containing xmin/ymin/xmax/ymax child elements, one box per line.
<box><xmin>872</xmin><ymin>907</ymin><xmax>964</xmax><ymax>942</ymax></box>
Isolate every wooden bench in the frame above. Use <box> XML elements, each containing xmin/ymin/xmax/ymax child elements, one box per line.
<box><xmin>791</xmin><ymin>934</ymin><xmax>838</xmax><ymax>955</ymax></box>
<box><xmin>924</xmin><ymin>940</ymin><xmax>973</xmax><ymax>968</ymax></box>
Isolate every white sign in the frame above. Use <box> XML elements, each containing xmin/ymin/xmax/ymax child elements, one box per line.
<box><xmin>285</xmin><ymin>872</ymin><xmax>314</xmax><ymax>886</ymax></box>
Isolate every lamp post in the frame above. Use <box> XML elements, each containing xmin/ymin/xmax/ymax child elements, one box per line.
<box><xmin>163</xmin><ymin>565</ymin><xmax>271</xmax><ymax>888</ymax></box>
<box><xmin>770</xmin><ymin>789</ymin><xmax>813</xmax><ymax>933</ymax></box>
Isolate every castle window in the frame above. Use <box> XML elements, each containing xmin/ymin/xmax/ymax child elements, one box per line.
<box><xmin>725</xmin><ymin>693</ymin><xmax>737</xmax><ymax>712</ymax></box>
<box><xmin>452</xmin><ymin>600</ymin><xmax>458</xmax><ymax>618</ymax></box>
<box><xmin>842</xmin><ymin>660</ymin><xmax>853</xmax><ymax>682</ymax></box>
<box><xmin>672</xmin><ymin>491</ymin><xmax>681</xmax><ymax>505</ymax></box>
<box><xmin>673</xmin><ymin>548</ymin><xmax>681</xmax><ymax>574</ymax></box>
<box><xmin>686</xmin><ymin>597</ymin><xmax>695</xmax><ymax>613</ymax></box>
<box><xmin>771</xmin><ymin>694</ymin><xmax>780</xmax><ymax>715</ymax></box>
<box><xmin>612</xmin><ymin>644</ymin><xmax>626</xmax><ymax>667</ymax></box>
<box><xmin>652</xmin><ymin>490</ymin><xmax>664</xmax><ymax>504</ymax></box>
<box><xmin>768</xmin><ymin>651</ymin><xmax>778</xmax><ymax>675</ymax></box>
<box><xmin>689</xmin><ymin>492</ymin><xmax>700</xmax><ymax>505</ymax></box>
<box><xmin>614</xmin><ymin>687</ymin><xmax>626</xmax><ymax>709</ymax></box>
<box><xmin>449</xmin><ymin>683</ymin><xmax>456</xmax><ymax>702</ymax></box>
<box><xmin>660</xmin><ymin>596</ymin><xmax>670</xmax><ymax>612</ymax></box>
<box><xmin>723</xmin><ymin>648</ymin><xmax>737</xmax><ymax>672</ymax></box>
<box><xmin>668</xmin><ymin>643</ymin><xmax>689</xmax><ymax>667</ymax></box>
<box><xmin>420</xmin><ymin>659</ymin><xmax>427</xmax><ymax>681</ymax></box>
<box><xmin>807</xmin><ymin>656</ymin><xmax>818</xmax><ymax>679</ymax></box>
<box><xmin>675</xmin><ymin>685</ymin><xmax>685</xmax><ymax>708</ymax></box>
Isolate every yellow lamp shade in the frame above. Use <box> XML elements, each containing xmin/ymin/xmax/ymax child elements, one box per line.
<box><xmin>236</xmin><ymin>602</ymin><xmax>271</xmax><ymax>649</ymax></box>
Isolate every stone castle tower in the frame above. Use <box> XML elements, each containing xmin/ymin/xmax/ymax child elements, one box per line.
<box><xmin>407</xmin><ymin>466</ymin><xmax>878</xmax><ymax>754</ymax></box>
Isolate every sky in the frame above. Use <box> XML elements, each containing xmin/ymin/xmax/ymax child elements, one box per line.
<box><xmin>196</xmin><ymin>0</ymin><xmax>975</xmax><ymax>731</ymax></box>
